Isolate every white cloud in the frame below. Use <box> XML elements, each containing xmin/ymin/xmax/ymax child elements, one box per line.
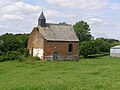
<box><xmin>0</xmin><ymin>14</ymin><xmax>24</xmax><ymax>21</ymax></box>
<box><xmin>1</xmin><ymin>2</ymin><xmax>41</xmax><ymax>14</ymax></box>
<box><xmin>87</xmin><ymin>18</ymin><xmax>103</xmax><ymax>24</ymax></box>
<box><xmin>0</xmin><ymin>0</ymin><xmax>24</xmax><ymax>7</ymax></box>
<box><xmin>110</xmin><ymin>3</ymin><xmax>120</xmax><ymax>10</ymax></box>
<box><xmin>46</xmin><ymin>0</ymin><xmax>120</xmax><ymax>10</ymax></box>
<box><xmin>0</xmin><ymin>1</ymin><xmax>42</xmax><ymax>34</ymax></box>
<box><xmin>0</xmin><ymin>0</ymin><xmax>12</xmax><ymax>7</ymax></box>
<box><xmin>46</xmin><ymin>0</ymin><xmax>109</xmax><ymax>10</ymax></box>
<box><xmin>88</xmin><ymin>18</ymin><xmax>120</xmax><ymax>40</ymax></box>
<box><xmin>45</xmin><ymin>9</ymin><xmax>75</xmax><ymax>19</ymax></box>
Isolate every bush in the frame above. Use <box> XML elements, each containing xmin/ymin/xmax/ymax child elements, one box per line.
<box><xmin>79</xmin><ymin>41</ymin><xmax>97</xmax><ymax>58</ymax></box>
<box><xmin>0</xmin><ymin>51</ymin><xmax>22</xmax><ymax>62</ymax></box>
<box><xmin>87</xmin><ymin>53</ymin><xmax>110</xmax><ymax>58</ymax></box>
<box><xmin>6</xmin><ymin>51</ymin><xmax>21</xmax><ymax>60</ymax></box>
<box><xmin>0</xmin><ymin>33</ymin><xmax>29</xmax><ymax>53</ymax></box>
<box><xmin>0</xmin><ymin>33</ymin><xmax>30</xmax><ymax>62</ymax></box>
<box><xmin>18</xmin><ymin>55</ymin><xmax>26</xmax><ymax>62</ymax></box>
<box><xmin>31</xmin><ymin>56</ymin><xmax>40</xmax><ymax>61</ymax></box>
<box><xmin>0</xmin><ymin>55</ymin><xmax>7</xmax><ymax>62</ymax></box>
<box><xmin>17</xmin><ymin>48</ymin><xmax>29</xmax><ymax>57</ymax></box>
<box><xmin>0</xmin><ymin>52</ymin><xmax>4</xmax><ymax>56</ymax></box>
<box><xmin>95</xmin><ymin>38</ymin><xmax>111</xmax><ymax>53</ymax></box>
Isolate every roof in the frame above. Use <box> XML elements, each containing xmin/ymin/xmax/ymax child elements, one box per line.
<box><xmin>39</xmin><ymin>12</ymin><xmax>46</xmax><ymax>20</ymax></box>
<box><xmin>37</xmin><ymin>23</ymin><xmax>79</xmax><ymax>42</ymax></box>
<box><xmin>111</xmin><ymin>45</ymin><xmax>120</xmax><ymax>49</ymax></box>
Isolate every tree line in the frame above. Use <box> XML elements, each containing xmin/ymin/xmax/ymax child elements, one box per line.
<box><xmin>0</xmin><ymin>33</ymin><xmax>29</xmax><ymax>61</ymax></box>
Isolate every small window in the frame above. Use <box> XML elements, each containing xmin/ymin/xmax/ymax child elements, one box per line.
<box><xmin>69</xmin><ymin>44</ymin><xmax>73</xmax><ymax>52</ymax></box>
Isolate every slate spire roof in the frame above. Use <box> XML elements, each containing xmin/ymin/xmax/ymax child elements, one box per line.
<box><xmin>39</xmin><ymin>11</ymin><xmax>46</xmax><ymax>20</ymax></box>
<box><xmin>38</xmin><ymin>11</ymin><xmax>46</xmax><ymax>27</ymax></box>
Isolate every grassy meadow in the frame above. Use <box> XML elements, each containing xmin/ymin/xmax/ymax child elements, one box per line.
<box><xmin>0</xmin><ymin>56</ymin><xmax>120</xmax><ymax>90</ymax></box>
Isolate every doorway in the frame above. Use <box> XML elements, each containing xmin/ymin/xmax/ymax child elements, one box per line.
<box><xmin>53</xmin><ymin>52</ymin><xmax>58</xmax><ymax>60</ymax></box>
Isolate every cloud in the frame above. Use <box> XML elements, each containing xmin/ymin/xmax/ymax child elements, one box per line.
<box><xmin>0</xmin><ymin>0</ymin><xmax>12</xmax><ymax>7</ymax></box>
<box><xmin>110</xmin><ymin>3</ymin><xmax>120</xmax><ymax>9</ymax></box>
<box><xmin>0</xmin><ymin>14</ymin><xmax>24</xmax><ymax>21</ymax></box>
<box><xmin>0</xmin><ymin>1</ymin><xmax>42</xmax><ymax>34</ymax></box>
<box><xmin>87</xmin><ymin>18</ymin><xmax>103</xmax><ymax>24</ymax></box>
<box><xmin>1</xmin><ymin>2</ymin><xmax>41</xmax><ymax>14</ymax></box>
<box><xmin>45</xmin><ymin>9</ymin><xmax>75</xmax><ymax>19</ymax></box>
<box><xmin>46</xmin><ymin>0</ymin><xmax>120</xmax><ymax>10</ymax></box>
<box><xmin>87</xmin><ymin>18</ymin><xmax>120</xmax><ymax>40</ymax></box>
<box><xmin>46</xmin><ymin>0</ymin><xmax>109</xmax><ymax>10</ymax></box>
<box><xmin>0</xmin><ymin>0</ymin><xmax>24</xmax><ymax>7</ymax></box>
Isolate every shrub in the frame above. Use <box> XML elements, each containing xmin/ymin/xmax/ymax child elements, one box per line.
<box><xmin>0</xmin><ymin>51</ymin><xmax>22</xmax><ymax>62</ymax></box>
<box><xmin>17</xmin><ymin>48</ymin><xmax>29</xmax><ymax>57</ymax></box>
<box><xmin>0</xmin><ymin>55</ymin><xmax>7</xmax><ymax>62</ymax></box>
<box><xmin>18</xmin><ymin>55</ymin><xmax>26</xmax><ymax>62</ymax></box>
<box><xmin>6</xmin><ymin>51</ymin><xmax>21</xmax><ymax>60</ymax></box>
<box><xmin>79</xmin><ymin>41</ymin><xmax>97</xmax><ymax>58</ymax></box>
<box><xmin>0</xmin><ymin>52</ymin><xmax>4</xmax><ymax>56</ymax></box>
<box><xmin>31</xmin><ymin>56</ymin><xmax>40</xmax><ymax>61</ymax></box>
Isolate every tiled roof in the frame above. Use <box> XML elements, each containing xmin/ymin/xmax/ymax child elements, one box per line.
<box><xmin>37</xmin><ymin>23</ymin><xmax>79</xmax><ymax>42</ymax></box>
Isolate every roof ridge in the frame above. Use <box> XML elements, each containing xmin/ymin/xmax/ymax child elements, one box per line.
<box><xmin>46</xmin><ymin>23</ymin><xmax>72</xmax><ymax>26</ymax></box>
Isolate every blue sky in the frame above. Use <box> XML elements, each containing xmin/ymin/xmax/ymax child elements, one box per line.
<box><xmin>0</xmin><ymin>0</ymin><xmax>120</xmax><ymax>40</ymax></box>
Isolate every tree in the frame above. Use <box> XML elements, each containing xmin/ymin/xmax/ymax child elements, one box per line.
<box><xmin>73</xmin><ymin>21</ymin><xmax>93</xmax><ymax>42</ymax></box>
<box><xmin>95</xmin><ymin>38</ymin><xmax>111</xmax><ymax>53</ymax></box>
<box><xmin>79</xmin><ymin>41</ymin><xmax>97</xmax><ymax>58</ymax></box>
<box><xmin>0</xmin><ymin>33</ymin><xmax>29</xmax><ymax>62</ymax></box>
<box><xmin>98</xmin><ymin>38</ymin><xmax>119</xmax><ymax>43</ymax></box>
<box><xmin>0</xmin><ymin>33</ymin><xmax>29</xmax><ymax>52</ymax></box>
<box><xmin>59</xmin><ymin>22</ymin><xmax>68</xmax><ymax>25</ymax></box>
<box><xmin>0</xmin><ymin>40</ymin><xmax>4</xmax><ymax>52</ymax></box>
<box><xmin>111</xmin><ymin>42</ymin><xmax>120</xmax><ymax>47</ymax></box>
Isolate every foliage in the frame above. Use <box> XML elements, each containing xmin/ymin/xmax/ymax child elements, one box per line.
<box><xmin>0</xmin><ymin>33</ymin><xmax>29</xmax><ymax>53</ymax></box>
<box><xmin>79</xmin><ymin>37</ymin><xmax>119</xmax><ymax>58</ymax></box>
<box><xmin>0</xmin><ymin>33</ymin><xmax>29</xmax><ymax>62</ymax></box>
<box><xmin>17</xmin><ymin>48</ymin><xmax>29</xmax><ymax>57</ymax></box>
<box><xmin>59</xmin><ymin>22</ymin><xmax>68</xmax><ymax>25</ymax></box>
<box><xmin>98</xmin><ymin>38</ymin><xmax>119</xmax><ymax>43</ymax></box>
<box><xmin>1</xmin><ymin>56</ymin><xmax>120</xmax><ymax>90</ymax></box>
<box><xmin>110</xmin><ymin>42</ymin><xmax>120</xmax><ymax>47</ymax></box>
<box><xmin>0</xmin><ymin>51</ymin><xmax>20</xmax><ymax>62</ymax></box>
<box><xmin>73</xmin><ymin>21</ymin><xmax>93</xmax><ymax>42</ymax></box>
<box><xmin>79</xmin><ymin>41</ymin><xmax>97</xmax><ymax>58</ymax></box>
<box><xmin>94</xmin><ymin>38</ymin><xmax>111</xmax><ymax>53</ymax></box>
<box><xmin>0</xmin><ymin>50</ymin><xmax>30</xmax><ymax>62</ymax></box>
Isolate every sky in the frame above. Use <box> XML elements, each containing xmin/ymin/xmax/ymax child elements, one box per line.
<box><xmin>0</xmin><ymin>0</ymin><xmax>120</xmax><ymax>40</ymax></box>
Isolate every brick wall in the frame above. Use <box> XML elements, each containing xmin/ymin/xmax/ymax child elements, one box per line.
<box><xmin>44</xmin><ymin>40</ymin><xmax>79</xmax><ymax>60</ymax></box>
<box><xmin>28</xmin><ymin>28</ymin><xmax>44</xmax><ymax>55</ymax></box>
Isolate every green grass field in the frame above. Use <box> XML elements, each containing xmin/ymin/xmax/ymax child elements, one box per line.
<box><xmin>0</xmin><ymin>56</ymin><xmax>120</xmax><ymax>90</ymax></box>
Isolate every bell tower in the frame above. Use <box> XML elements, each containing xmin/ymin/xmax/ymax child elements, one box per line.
<box><xmin>38</xmin><ymin>12</ymin><xmax>46</xmax><ymax>27</ymax></box>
